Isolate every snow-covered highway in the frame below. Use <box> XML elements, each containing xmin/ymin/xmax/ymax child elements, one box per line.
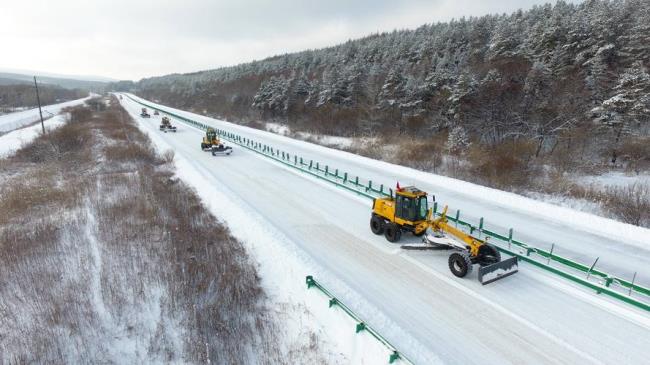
<box><xmin>123</xmin><ymin>98</ymin><xmax>650</xmax><ymax>288</ymax></box>
<box><xmin>119</xmin><ymin>94</ymin><xmax>650</xmax><ymax>365</ymax></box>
<box><xmin>0</xmin><ymin>95</ymin><xmax>91</xmax><ymax>133</ymax></box>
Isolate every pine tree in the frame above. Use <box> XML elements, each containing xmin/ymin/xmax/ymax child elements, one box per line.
<box><xmin>446</xmin><ymin>125</ymin><xmax>471</xmax><ymax>154</ymax></box>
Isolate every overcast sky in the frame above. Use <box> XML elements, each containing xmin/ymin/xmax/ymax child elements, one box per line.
<box><xmin>1</xmin><ymin>0</ymin><xmax>579</xmax><ymax>81</ymax></box>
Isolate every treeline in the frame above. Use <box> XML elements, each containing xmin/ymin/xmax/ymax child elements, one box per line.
<box><xmin>130</xmin><ymin>0</ymin><xmax>649</xmax><ymax>168</ymax></box>
<box><xmin>0</xmin><ymin>83</ymin><xmax>87</xmax><ymax>111</ymax></box>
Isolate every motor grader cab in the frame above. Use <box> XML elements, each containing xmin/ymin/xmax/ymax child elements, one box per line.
<box><xmin>200</xmin><ymin>127</ymin><xmax>233</xmax><ymax>155</ymax></box>
<box><xmin>159</xmin><ymin>116</ymin><xmax>177</xmax><ymax>132</ymax></box>
<box><xmin>370</xmin><ymin>185</ymin><xmax>518</xmax><ymax>284</ymax></box>
<box><xmin>201</xmin><ymin>128</ymin><xmax>219</xmax><ymax>150</ymax></box>
<box><xmin>370</xmin><ymin>186</ymin><xmax>430</xmax><ymax>242</ymax></box>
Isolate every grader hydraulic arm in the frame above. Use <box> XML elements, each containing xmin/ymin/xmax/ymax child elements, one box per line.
<box><xmin>425</xmin><ymin>206</ymin><xmax>519</xmax><ymax>284</ymax></box>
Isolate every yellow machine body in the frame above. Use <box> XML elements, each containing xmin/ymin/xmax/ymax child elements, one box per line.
<box><xmin>372</xmin><ymin>186</ymin><xmax>430</xmax><ymax>235</ymax></box>
<box><xmin>430</xmin><ymin>207</ymin><xmax>483</xmax><ymax>257</ymax></box>
<box><xmin>372</xmin><ymin>188</ymin><xmax>483</xmax><ymax>256</ymax></box>
<box><xmin>370</xmin><ymin>185</ymin><xmax>518</xmax><ymax>283</ymax></box>
<box><xmin>201</xmin><ymin>127</ymin><xmax>220</xmax><ymax>147</ymax></box>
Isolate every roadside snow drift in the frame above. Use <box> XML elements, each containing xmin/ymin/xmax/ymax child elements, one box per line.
<box><xmin>0</xmin><ymin>95</ymin><xmax>91</xmax><ymax>133</ymax></box>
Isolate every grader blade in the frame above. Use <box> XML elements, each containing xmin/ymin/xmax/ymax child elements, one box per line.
<box><xmin>478</xmin><ymin>256</ymin><xmax>518</xmax><ymax>285</ymax></box>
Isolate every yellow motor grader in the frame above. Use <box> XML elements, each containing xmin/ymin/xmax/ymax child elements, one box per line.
<box><xmin>200</xmin><ymin>127</ymin><xmax>232</xmax><ymax>156</ymax></box>
<box><xmin>159</xmin><ymin>116</ymin><xmax>177</xmax><ymax>133</ymax></box>
<box><xmin>370</xmin><ymin>186</ymin><xmax>518</xmax><ymax>284</ymax></box>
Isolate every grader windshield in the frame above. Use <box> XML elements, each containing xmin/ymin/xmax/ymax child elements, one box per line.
<box><xmin>396</xmin><ymin>195</ymin><xmax>428</xmax><ymax>222</ymax></box>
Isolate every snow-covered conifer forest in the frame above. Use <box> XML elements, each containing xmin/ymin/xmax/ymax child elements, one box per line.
<box><xmin>121</xmin><ymin>0</ymin><xmax>649</xmax><ymax>225</ymax></box>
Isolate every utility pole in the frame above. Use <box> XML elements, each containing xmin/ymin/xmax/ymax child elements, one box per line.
<box><xmin>34</xmin><ymin>76</ymin><xmax>45</xmax><ymax>134</ymax></box>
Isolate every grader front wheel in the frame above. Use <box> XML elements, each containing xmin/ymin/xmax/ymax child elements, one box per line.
<box><xmin>448</xmin><ymin>251</ymin><xmax>473</xmax><ymax>277</ymax></box>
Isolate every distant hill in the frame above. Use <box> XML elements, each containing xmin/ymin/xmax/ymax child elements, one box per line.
<box><xmin>0</xmin><ymin>82</ymin><xmax>87</xmax><ymax>110</ymax></box>
<box><xmin>0</xmin><ymin>77</ymin><xmax>32</xmax><ymax>86</ymax></box>
<box><xmin>0</xmin><ymin>72</ymin><xmax>107</xmax><ymax>92</ymax></box>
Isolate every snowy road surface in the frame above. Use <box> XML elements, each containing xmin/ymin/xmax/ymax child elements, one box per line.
<box><xmin>0</xmin><ymin>95</ymin><xmax>91</xmax><ymax>133</ymax></box>
<box><xmin>124</xmin><ymin>94</ymin><xmax>650</xmax><ymax>288</ymax></box>
<box><xmin>119</xmin><ymin>95</ymin><xmax>650</xmax><ymax>365</ymax></box>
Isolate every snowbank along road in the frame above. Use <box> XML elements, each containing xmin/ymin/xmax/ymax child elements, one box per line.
<box><xmin>118</xmin><ymin>94</ymin><xmax>650</xmax><ymax>365</ymax></box>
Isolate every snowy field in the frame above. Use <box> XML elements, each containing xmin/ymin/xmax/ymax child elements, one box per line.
<box><xmin>0</xmin><ymin>114</ymin><xmax>68</xmax><ymax>158</ymax></box>
<box><xmin>0</xmin><ymin>95</ymin><xmax>91</xmax><ymax>133</ymax></box>
<box><xmin>119</xmin><ymin>94</ymin><xmax>650</xmax><ymax>365</ymax></box>
<box><xmin>574</xmin><ymin>171</ymin><xmax>650</xmax><ymax>188</ymax></box>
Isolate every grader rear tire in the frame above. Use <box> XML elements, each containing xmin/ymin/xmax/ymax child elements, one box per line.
<box><xmin>448</xmin><ymin>251</ymin><xmax>473</xmax><ymax>278</ymax></box>
<box><xmin>370</xmin><ymin>215</ymin><xmax>385</xmax><ymax>235</ymax></box>
<box><xmin>384</xmin><ymin>223</ymin><xmax>402</xmax><ymax>242</ymax></box>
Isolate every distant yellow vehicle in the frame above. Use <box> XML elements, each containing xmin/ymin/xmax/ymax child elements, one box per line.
<box><xmin>201</xmin><ymin>128</ymin><xmax>220</xmax><ymax>150</ymax></box>
<box><xmin>201</xmin><ymin>127</ymin><xmax>232</xmax><ymax>156</ymax></box>
<box><xmin>371</xmin><ymin>185</ymin><xmax>518</xmax><ymax>284</ymax></box>
<box><xmin>159</xmin><ymin>116</ymin><xmax>177</xmax><ymax>132</ymax></box>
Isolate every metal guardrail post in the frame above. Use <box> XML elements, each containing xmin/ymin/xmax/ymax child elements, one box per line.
<box><xmin>547</xmin><ymin>243</ymin><xmax>555</xmax><ymax>265</ymax></box>
<box><xmin>586</xmin><ymin>257</ymin><xmax>600</xmax><ymax>280</ymax></box>
<box><xmin>508</xmin><ymin>228</ymin><xmax>513</xmax><ymax>250</ymax></box>
<box><xmin>629</xmin><ymin>272</ymin><xmax>637</xmax><ymax>296</ymax></box>
<box><xmin>305</xmin><ymin>275</ymin><xmax>412</xmax><ymax>364</ymax></box>
<box><xmin>306</xmin><ymin>275</ymin><xmax>315</xmax><ymax>288</ymax></box>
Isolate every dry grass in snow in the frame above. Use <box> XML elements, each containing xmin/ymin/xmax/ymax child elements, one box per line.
<box><xmin>0</xmin><ymin>97</ymin><xmax>328</xmax><ymax>364</ymax></box>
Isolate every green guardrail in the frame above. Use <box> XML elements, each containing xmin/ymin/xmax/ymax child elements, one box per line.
<box><xmin>124</xmin><ymin>94</ymin><xmax>650</xmax><ymax>313</ymax></box>
<box><xmin>306</xmin><ymin>276</ymin><xmax>412</xmax><ymax>364</ymax></box>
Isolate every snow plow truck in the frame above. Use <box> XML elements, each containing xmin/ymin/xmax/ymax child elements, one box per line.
<box><xmin>370</xmin><ymin>185</ymin><xmax>518</xmax><ymax>284</ymax></box>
